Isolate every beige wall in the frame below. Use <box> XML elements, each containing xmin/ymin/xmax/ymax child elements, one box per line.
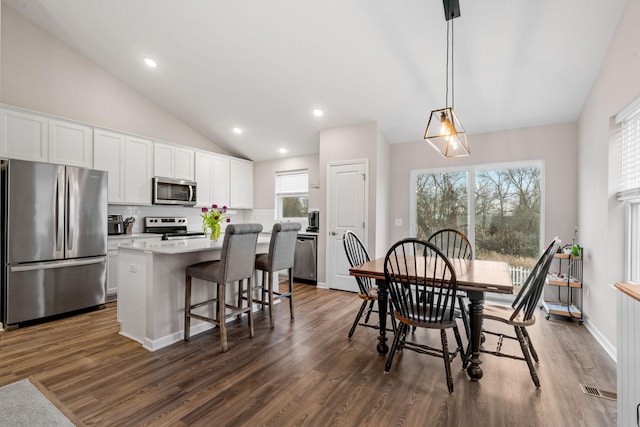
<box><xmin>253</xmin><ymin>154</ymin><xmax>320</xmax><ymax>210</ymax></box>
<box><xmin>577</xmin><ymin>0</ymin><xmax>640</xmax><ymax>354</ymax></box>
<box><xmin>318</xmin><ymin>121</ymin><xmax>387</xmax><ymax>284</ymax></box>
<box><xmin>0</xmin><ymin>4</ymin><xmax>228</xmax><ymax>154</ymax></box>
<box><xmin>389</xmin><ymin>122</ymin><xmax>579</xmax><ymax>248</ymax></box>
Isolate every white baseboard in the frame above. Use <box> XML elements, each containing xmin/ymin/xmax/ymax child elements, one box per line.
<box><xmin>583</xmin><ymin>318</ymin><xmax>617</xmax><ymax>362</ymax></box>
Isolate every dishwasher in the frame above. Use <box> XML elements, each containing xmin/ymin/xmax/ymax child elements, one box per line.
<box><xmin>294</xmin><ymin>233</ymin><xmax>317</xmax><ymax>284</ymax></box>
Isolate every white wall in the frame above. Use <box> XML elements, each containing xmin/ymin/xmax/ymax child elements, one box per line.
<box><xmin>577</xmin><ymin>0</ymin><xmax>640</xmax><ymax>355</ymax></box>
<box><xmin>0</xmin><ymin>4</ymin><xmax>228</xmax><ymax>155</ymax></box>
<box><xmin>389</xmin><ymin>122</ymin><xmax>579</xmax><ymax>248</ymax></box>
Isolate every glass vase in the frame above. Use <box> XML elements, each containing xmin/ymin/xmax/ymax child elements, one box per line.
<box><xmin>209</xmin><ymin>223</ymin><xmax>221</xmax><ymax>241</ymax></box>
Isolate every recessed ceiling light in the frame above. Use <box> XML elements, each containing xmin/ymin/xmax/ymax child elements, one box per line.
<box><xmin>144</xmin><ymin>57</ymin><xmax>157</xmax><ymax>68</ymax></box>
<box><xmin>312</xmin><ymin>108</ymin><xmax>324</xmax><ymax>117</ymax></box>
<box><xmin>232</xmin><ymin>127</ymin><xmax>243</xmax><ymax>134</ymax></box>
<box><xmin>278</xmin><ymin>148</ymin><xmax>287</xmax><ymax>154</ymax></box>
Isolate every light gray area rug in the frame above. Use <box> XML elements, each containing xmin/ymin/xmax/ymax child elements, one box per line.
<box><xmin>0</xmin><ymin>378</ymin><xmax>77</xmax><ymax>426</ymax></box>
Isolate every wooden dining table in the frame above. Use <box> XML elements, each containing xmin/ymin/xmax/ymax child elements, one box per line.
<box><xmin>349</xmin><ymin>256</ymin><xmax>513</xmax><ymax>381</ymax></box>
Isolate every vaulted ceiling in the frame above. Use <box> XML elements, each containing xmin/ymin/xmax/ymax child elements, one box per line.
<box><xmin>4</xmin><ymin>0</ymin><xmax>628</xmax><ymax>161</ymax></box>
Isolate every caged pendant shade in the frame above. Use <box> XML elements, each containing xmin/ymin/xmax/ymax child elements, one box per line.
<box><xmin>425</xmin><ymin>0</ymin><xmax>470</xmax><ymax>158</ymax></box>
<box><xmin>425</xmin><ymin>107</ymin><xmax>469</xmax><ymax>158</ymax></box>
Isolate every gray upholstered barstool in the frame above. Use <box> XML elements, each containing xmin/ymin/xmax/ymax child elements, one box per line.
<box><xmin>184</xmin><ymin>223</ymin><xmax>263</xmax><ymax>352</ymax></box>
<box><xmin>253</xmin><ymin>222</ymin><xmax>301</xmax><ymax>328</ymax></box>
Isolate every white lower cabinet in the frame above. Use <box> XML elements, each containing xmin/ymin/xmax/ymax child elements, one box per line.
<box><xmin>107</xmin><ymin>236</ymin><xmax>162</xmax><ymax>302</ymax></box>
<box><xmin>617</xmin><ymin>284</ymin><xmax>640</xmax><ymax>427</ymax></box>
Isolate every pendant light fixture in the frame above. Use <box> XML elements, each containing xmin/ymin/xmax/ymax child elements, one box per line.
<box><xmin>424</xmin><ymin>0</ymin><xmax>470</xmax><ymax>158</ymax></box>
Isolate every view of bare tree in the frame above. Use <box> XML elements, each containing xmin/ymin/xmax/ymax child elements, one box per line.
<box><xmin>415</xmin><ymin>166</ymin><xmax>541</xmax><ymax>270</ymax></box>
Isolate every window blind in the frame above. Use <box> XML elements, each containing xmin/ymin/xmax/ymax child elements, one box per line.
<box><xmin>276</xmin><ymin>170</ymin><xmax>308</xmax><ymax>195</ymax></box>
<box><xmin>617</xmin><ymin>97</ymin><xmax>640</xmax><ymax>198</ymax></box>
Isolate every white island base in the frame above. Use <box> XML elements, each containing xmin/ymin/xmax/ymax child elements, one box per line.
<box><xmin>117</xmin><ymin>238</ymin><xmax>270</xmax><ymax>351</ymax></box>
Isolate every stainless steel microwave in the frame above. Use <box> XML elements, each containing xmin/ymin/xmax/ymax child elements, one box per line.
<box><xmin>152</xmin><ymin>177</ymin><xmax>197</xmax><ymax>206</ymax></box>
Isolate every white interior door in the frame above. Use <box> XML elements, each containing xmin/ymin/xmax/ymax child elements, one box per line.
<box><xmin>327</xmin><ymin>161</ymin><xmax>367</xmax><ymax>292</ymax></box>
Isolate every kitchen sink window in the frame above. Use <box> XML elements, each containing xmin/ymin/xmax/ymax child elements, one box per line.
<box><xmin>410</xmin><ymin>161</ymin><xmax>544</xmax><ymax>293</ymax></box>
<box><xmin>275</xmin><ymin>170</ymin><xmax>309</xmax><ymax>221</ymax></box>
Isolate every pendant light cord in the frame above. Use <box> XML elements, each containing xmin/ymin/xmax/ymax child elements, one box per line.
<box><xmin>445</xmin><ymin>17</ymin><xmax>455</xmax><ymax>109</ymax></box>
<box><xmin>445</xmin><ymin>20</ymin><xmax>450</xmax><ymax>108</ymax></box>
<box><xmin>451</xmin><ymin>16</ymin><xmax>455</xmax><ymax>110</ymax></box>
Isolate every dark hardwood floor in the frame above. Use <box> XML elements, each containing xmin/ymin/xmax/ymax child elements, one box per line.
<box><xmin>0</xmin><ymin>282</ymin><xmax>616</xmax><ymax>426</ymax></box>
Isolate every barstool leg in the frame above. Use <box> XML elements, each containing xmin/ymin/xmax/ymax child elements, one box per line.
<box><xmin>184</xmin><ymin>274</ymin><xmax>192</xmax><ymax>341</ymax></box>
<box><xmin>261</xmin><ymin>271</ymin><xmax>267</xmax><ymax>310</ymax></box>
<box><xmin>218</xmin><ymin>282</ymin><xmax>228</xmax><ymax>352</ymax></box>
<box><xmin>288</xmin><ymin>267</ymin><xmax>294</xmax><ymax>319</ymax></box>
<box><xmin>237</xmin><ymin>279</ymin><xmax>244</xmax><ymax>321</ymax></box>
<box><xmin>248</xmin><ymin>276</ymin><xmax>254</xmax><ymax>338</ymax></box>
<box><xmin>268</xmin><ymin>271</ymin><xmax>275</xmax><ymax>328</ymax></box>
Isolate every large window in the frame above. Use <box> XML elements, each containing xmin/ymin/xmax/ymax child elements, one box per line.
<box><xmin>411</xmin><ymin>162</ymin><xmax>543</xmax><ymax>291</ymax></box>
<box><xmin>616</xmin><ymin>96</ymin><xmax>640</xmax><ymax>282</ymax></box>
<box><xmin>275</xmin><ymin>170</ymin><xmax>309</xmax><ymax>220</ymax></box>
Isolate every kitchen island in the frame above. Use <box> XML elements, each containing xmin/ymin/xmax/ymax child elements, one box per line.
<box><xmin>117</xmin><ymin>236</ymin><xmax>271</xmax><ymax>351</ymax></box>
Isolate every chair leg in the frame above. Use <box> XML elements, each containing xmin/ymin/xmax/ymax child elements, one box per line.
<box><xmin>384</xmin><ymin>322</ymin><xmax>407</xmax><ymax>373</ymax></box>
<box><xmin>389</xmin><ymin>303</ymin><xmax>397</xmax><ymax>334</ymax></box>
<box><xmin>218</xmin><ymin>282</ymin><xmax>228</xmax><ymax>353</ymax></box>
<box><xmin>247</xmin><ymin>276</ymin><xmax>254</xmax><ymax>338</ymax></box>
<box><xmin>348</xmin><ymin>300</ymin><xmax>368</xmax><ymax>339</ymax></box>
<box><xmin>184</xmin><ymin>274</ymin><xmax>192</xmax><ymax>341</ymax></box>
<box><xmin>515</xmin><ymin>326</ymin><xmax>540</xmax><ymax>387</ymax></box>
<box><xmin>288</xmin><ymin>267</ymin><xmax>295</xmax><ymax>319</ymax></box>
<box><xmin>441</xmin><ymin>329</ymin><xmax>454</xmax><ymax>393</ymax></box>
<box><xmin>458</xmin><ymin>295</ymin><xmax>471</xmax><ymax>342</ymax></box>
<box><xmin>453</xmin><ymin>325</ymin><xmax>465</xmax><ymax>365</ymax></box>
<box><xmin>268</xmin><ymin>271</ymin><xmax>275</xmax><ymax>328</ymax></box>
<box><xmin>363</xmin><ymin>300</ymin><xmax>375</xmax><ymax>323</ymax></box>
<box><xmin>521</xmin><ymin>327</ymin><xmax>539</xmax><ymax>362</ymax></box>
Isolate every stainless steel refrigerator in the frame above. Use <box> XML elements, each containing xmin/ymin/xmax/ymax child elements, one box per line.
<box><xmin>1</xmin><ymin>159</ymin><xmax>107</xmax><ymax>327</ymax></box>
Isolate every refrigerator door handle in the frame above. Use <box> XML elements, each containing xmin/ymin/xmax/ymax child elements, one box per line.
<box><xmin>66</xmin><ymin>170</ymin><xmax>75</xmax><ymax>251</ymax></box>
<box><xmin>55</xmin><ymin>171</ymin><xmax>65</xmax><ymax>252</ymax></box>
<box><xmin>10</xmin><ymin>257</ymin><xmax>105</xmax><ymax>273</ymax></box>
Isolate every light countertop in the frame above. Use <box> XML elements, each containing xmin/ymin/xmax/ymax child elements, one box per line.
<box><xmin>108</xmin><ymin>233</ymin><xmax>163</xmax><ymax>240</ymax></box>
<box><xmin>118</xmin><ymin>235</ymin><xmax>271</xmax><ymax>255</ymax></box>
<box><xmin>615</xmin><ymin>282</ymin><xmax>640</xmax><ymax>303</ymax></box>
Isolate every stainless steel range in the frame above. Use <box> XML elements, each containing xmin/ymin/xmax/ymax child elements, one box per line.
<box><xmin>144</xmin><ymin>217</ymin><xmax>206</xmax><ymax>240</ymax></box>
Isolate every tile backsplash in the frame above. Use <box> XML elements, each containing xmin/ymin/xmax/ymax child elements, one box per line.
<box><xmin>108</xmin><ymin>206</ymin><xmax>307</xmax><ymax>234</ymax></box>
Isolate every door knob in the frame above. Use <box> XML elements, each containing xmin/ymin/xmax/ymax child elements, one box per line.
<box><xmin>330</xmin><ymin>231</ymin><xmax>337</xmax><ymax>235</ymax></box>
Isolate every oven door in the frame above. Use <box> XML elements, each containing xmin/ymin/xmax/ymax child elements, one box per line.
<box><xmin>152</xmin><ymin>177</ymin><xmax>197</xmax><ymax>206</ymax></box>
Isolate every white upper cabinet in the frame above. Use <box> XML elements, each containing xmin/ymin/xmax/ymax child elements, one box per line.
<box><xmin>94</xmin><ymin>129</ymin><xmax>125</xmax><ymax>203</ymax></box>
<box><xmin>0</xmin><ymin>108</ymin><xmax>92</xmax><ymax>167</ymax></box>
<box><xmin>212</xmin><ymin>154</ymin><xmax>230</xmax><ymax>207</ymax></box>
<box><xmin>229</xmin><ymin>157</ymin><xmax>254</xmax><ymax>209</ymax></box>
<box><xmin>48</xmin><ymin>119</ymin><xmax>93</xmax><ymax>168</ymax></box>
<box><xmin>194</xmin><ymin>151</ymin><xmax>214</xmax><ymax>208</ymax></box>
<box><xmin>124</xmin><ymin>136</ymin><xmax>154</xmax><ymax>205</ymax></box>
<box><xmin>0</xmin><ymin>109</ymin><xmax>48</xmax><ymax>162</ymax></box>
<box><xmin>154</xmin><ymin>142</ymin><xmax>194</xmax><ymax>181</ymax></box>
<box><xmin>94</xmin><ymin>129</ymin><xmax>153</xmax><ymax>205</ymax></box>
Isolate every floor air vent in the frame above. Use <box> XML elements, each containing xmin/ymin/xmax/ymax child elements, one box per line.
<box><xmin>580</xmin><ymin>384</ymin><xmax>617</xmax><ymax>401</ymax></box>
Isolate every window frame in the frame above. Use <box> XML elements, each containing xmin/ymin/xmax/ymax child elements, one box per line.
<box><xmin>275</xmin><ymin>169</ymin><xmax>309</xmax><ymax>222</ymax></box>
<box><xmin>409</xmin><ymin>159</ymin><xmax>546</xmax><ymax>257</ymax></box>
